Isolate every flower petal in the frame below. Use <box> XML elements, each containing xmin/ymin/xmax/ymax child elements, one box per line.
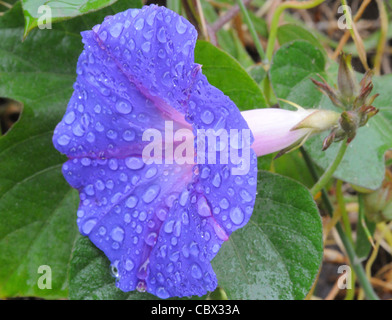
<box><xmin>53</xmin><ymin>4</ymin><xmax>258</xmax><ymax>298</ymax></box>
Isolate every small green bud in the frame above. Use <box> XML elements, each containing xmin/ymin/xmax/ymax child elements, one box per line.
<box><xmin>338</xmin><ymin>54</ymin><xmax>358</xmax><ymax>104</ymax></box>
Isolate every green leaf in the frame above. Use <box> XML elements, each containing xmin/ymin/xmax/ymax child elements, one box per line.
<box><xmin>277</xmin><ymin>23</ymin><xmax>326</xmax><ymax>55</ymax></box>
<box><xmin>270</xmin><ymin>40</ymin><xmax>392</xmax><ymax>190</ymax></box>
<box><xmin>212</xmin><ymin>171</ymin><xmax>323</xmax><ymax>300</ymax></box>
<box><xmin>195</xmin><ymin>40</ymin><xmax>267</xmax><ymax>111</ymax></box>
<box><xmin>69</xmin><ymin>235</ymin><xmax>158</xmax><ymax>300</ymax></box>
<box><xmin>22</xmin><ymin>0</ymin><xmax>118</xmax><ymax>37</ymax></box>
<box><xmin>0</xmin><ymin>0</ymin><xmax>142</xmax><ymax>299</ymax></box>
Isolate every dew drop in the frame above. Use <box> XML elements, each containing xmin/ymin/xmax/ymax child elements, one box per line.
<box><xmin>142</xmin><ymin>185</ymin><xmax>160</xmax><ymax>203</ymax></box>
<box><xmin>57</xmin><ymin>135</ymin><xmax>71</xmax><ymax>146</ymax></box>
<box><xmin>109</xmin><ymin>22</ymin><xmax>123</xmax><ymax>38</ymax></box>
<box><xmin>122</xmin><ymin>130</ymin><xmax>135</xmax><ymax>141</ymax></box>
<box><xmin>156</xmin><ymin>287</ymin><xmax>169</xmax><ymax>299</ymax></box>
<box><xmin>108</xmin><ymin>159</ymin><xmax>118</xmax><ymax>170</ymax></box>
<box><xmin>200</xmin><ymin>167</ymin><xmax>210</xmax><ymax>179</ymax></box>
<box><xmin>142</xmin><ymin>41</ymin><xmax>151</xmax><ymax>53</ymax></box>
<box><xmin>197</xmin><ymin>196</ymin><xmax>212</xmax><ymax>217</ymax></box>
<box><xmin>240</xmin><ymin>189</ymin><xmax>253</xmax><ymax>202</ymax></box>
<box><xmin>85</xmin><ymin>184</ymin><xmax>95</xmax><ymax>196</ymax></box>
<box><xmin>126</xmin><ymin>195</ymin><xmax>138</xmax><ymax>208</ymax></box>
<box><xmin>164</xmin><ymin>220</ymin><xmax>174</xmax><ymax>233</ymax></box>
<box><xmin>125</xmin><ymin>259</ymin><xmax>134</xmax><ymax>271</ymax></box>
<box><xmin>145</xmin><ymin>232</ymin><xmax>157</xmax><ymax>246</ymax></box>
<box><xmin>106</xmin><ymin>129</ymin><xmax>118</xmax><ymax>140</ymax></box>
<box><xmin>115</xmin><ymin>100</ymin><xmax>132</xmax><ymax>114</ymax></box>
<box><xmin>157</xmin><ymin>27</ymin><xmax>166</xmax><ymax>43</ymax></box>
<box><xmin>99</xmin><ymin>226</ymin><xmax>106</xmax><ymax>235</ymax></box>
<box><xmin>212</xmin><ymin>173</ymin><xmax>221</xmax><ymax>188</ymax></box>
<box><xmin>134</xmin><ymin>18</ymin><xmax>144</xmax><ymax>30</ymax></box>
<box><xmin>125</xmin><ymin>157</ymin><xmax>144</xmax><ymax>170</ymax></box>
<box><xmin>201</xmin><ymin>109</ymin><xmax>214</xmax><ymax>125</ymax></box>
<box><xmin>82</xmin><ymin>219</ymin><xmax>97</xmax><ymax>235</ymax></box>
<box><xmin>64</xmin><ymin>111</ymin><xmax>76</xmax><ymax>125</ymax></box>
<box><xmin>176</xmin><ymin>17</ymin><xmax>187</xmax><ymax>34</ymax></box>
<box><xmin>124</xmin><ymin>213</ymin><xmax>131</xmax><ymax>223</ymax></box>
<box><xmin>179</xmin><ymin>190</ymin><xmax>189</xmax><ymax>206</ymax></box>
<box><xmin>145</xmin><ymin>166</ymin><xmax>157</xmax><ymax>179</ymax></box>
<box><xmin>230</xmin><ymin>207</ymin><xmax>245</xmax><ymax>225</ymax></box>
<box><xmin>191</xmin><ymin>263</ymin><xmax>202</xmax><ymax>279</ymax></box>
<box><xmin>99</xmin><ymin>30</ymin><xmax>108</xmax><ymax>41</ymax></box>
<box><xmin>111</xmin><ymin>226</ymin><xmax>124</xmax><ymax>242</ymax></box>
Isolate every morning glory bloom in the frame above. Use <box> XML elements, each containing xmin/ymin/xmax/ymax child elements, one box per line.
<box><xmin>53</xmin><ymin>5</ymin><xmax>258</xmax><ymax>298</ymax></box>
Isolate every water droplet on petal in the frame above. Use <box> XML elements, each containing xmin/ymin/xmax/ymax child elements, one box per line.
<box><xmin>197</xmin><ymin>196</ymin><xmax>212</xmax><ymax>217</ymax></box>
<box><xmin>201</xmin><ymin>109</ymin><xmax>214</xmax><ymax>125</ymax></box>
<box><xmin>156</xmin><ymin>287</ymin><xmax>169</xmax><ymax>299</ymax></box>
<box><xmin>125</xmin><ymin>157</ymin><xmax>145</xmax><ymax>170</ymax></box>
<box><xmin>109</xmin><ymin>22</ymin><xmax>123</xmax><ymax>38</ymax></box>
<box><xmin>176</xmin><ymin>17</ymin><xmax>187</xmax><ymax>34</ymax></box>
<box><xmin>179</xmin><ymin>190</ymin><xmax>189</xmax><ymax>206</ymax></box>
<box><xmin>145</xmin><ymin>166</ymin><xmax>157</xmax><ymax>179</ymax></box>
<box><xmin>212</xmin><ymin>173</ymin><xmax>221</xmax><ymax>188</ymax></box>
<box><xmin>126</xmin><ymin>195</ymin><xmax>138</xmax><ymax>208</ymax></box>
<box><xmin>142</xmin><ymin>185</ymin><xmax>160</xmax><ymax>203</ymax></box>
<box><xmin>240</xmin><ymin>189</ymin><xmax>253</xmax><ymax>202</ymax></box>
<box><xmin>110</xmin><ymin>226</ymin><xmax>124</xmax><ymax>242</ymax></box>
<box><xmin>230</xmin><ymin>207</ymin><xmax>245</xmax><ymax>225</ymax></box>
<box><xmin>145</xmin><ymin>232</ymin><xmax>157</xmax><ymax>246</ymax></box>
<box><xmin>57</xmin><ymin>135</ymin><xmax>71</xmax><ymax>146</ymax></box>
<box><xmin>191</xmin><ymin>263</ymin><xmax>202</xmax><ymax>279</ymax></box>
<box><xmin>134</xmin><ymin>18</ymin><xmax>144</xmax><ymax>30</ymax></box>
<box><xmin>99</xmin><ymin>30</ymin><xmax>108</xmax><ymax>41</ymax></box>
<box><xmin>115</xmin><ymin>100</ymin><xmax>132</xmax><ymax>114</ymax></box>
<box><xmin>64</xmin><ymin>111</ymin><xmax>76</xmax><ymax>125</ymax></box>
<box><xmin>99</xmin><ymin>226</ymin><xmax>106</xmax><ymax>235</ymax></box>
<box><xmin>142</xmin><ymin>41</ymin><xmax>151</xmax><ymax>53</ymax></box>
<box><xmin>157</xmin><ymin>27</ymin><xmax>166</xmax><ymax>43</ymax></box>
<box><xmin>125</xmin><ymin>259</ymin><xmax>134</xmax><ymax>271</ymax></box>
<box><xmin>164</xmin><ymin>220</ymin><xmax>175</xmax><ymax>233</ymax></box>
<box><xmin>82</xmin><ymin>219</ymin><xmax>97</xmax><ymax>235</ymax></box>
<box><xmin>122</xmin><ymin>130</ymin><xmax>135</xmax><ymax>141</ymax></box>
<box><xmin>108</xmin><ymin>159</ymin><xmax>118</xmax><ymax>170</ymax></box>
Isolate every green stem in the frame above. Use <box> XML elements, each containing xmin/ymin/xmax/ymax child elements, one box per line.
<box><xmin>301</xmin><ymin>148</ymin><xmax>379</xmax><ymax>300</ymax></box>
<box><xmin>311</xmin><ymin>139</ymin><xmax>348</xmax><ymax>197</ymax></box>
<box><xmin>266</xmin><ymin>0</ymin><xmax>326</xmax><ymax>61</ymax></box>
<box><xmin>236</xmin><ymin>0</ymin><xmax>266</xmax><ymax>61</ymax></box>
<box><xmin>374</xmin><ymin>0</ymin><xmax>388</xmax><ymax>75</ymax></box>
<box><xmin>336</xmin><ymin>179</ymin><xmax>353</xmax><ymax>243</ymax></box>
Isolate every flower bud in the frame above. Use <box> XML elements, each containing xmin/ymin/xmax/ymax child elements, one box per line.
<box><xmin>311</xmin><ymin>53</ymin><xmax>380</xmax><ymax>150</ymax></box>
<box><xmin>241</xmin><ymin>104</ymin><xmax>340</xmax><ymax>158</ymax></box>
<box><xmin>338</xmin><ymin>54</ymin><xmax>358</xmax><ymax>104</ymax></box>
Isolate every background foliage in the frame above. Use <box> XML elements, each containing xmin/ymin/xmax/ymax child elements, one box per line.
<box><xmin>0</xmin><ymin>0</ymin><xmax>391</xmax><ymax>300</ymax></box>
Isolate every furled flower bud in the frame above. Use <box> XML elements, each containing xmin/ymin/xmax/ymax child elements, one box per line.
<box><xmin>338</xmin><ymin>54</ymin><xmax>358</xmax><ymax>104</ymax></box>
<box><xmin>241</xmin><ymin>103</ymin><xmax>340</xmax><ymax>158</ymax></box>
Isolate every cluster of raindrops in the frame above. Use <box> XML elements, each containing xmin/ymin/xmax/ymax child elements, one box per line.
<box><xmin>53</xmin><ymin>4</ymin><xmax>258</xmax><ymax>299</ymax></box>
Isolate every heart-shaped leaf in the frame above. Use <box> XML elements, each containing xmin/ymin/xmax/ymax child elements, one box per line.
<box><xmin>195</xmin><ymin>40</ymin><xmax>267</xmax><ymax>111</ymax></box>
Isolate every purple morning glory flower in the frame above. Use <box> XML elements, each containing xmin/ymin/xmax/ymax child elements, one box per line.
<box><xmin>53</xmin><ymin>4</ymin><xmax>257</xmax><ymax>299</ymax></box>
